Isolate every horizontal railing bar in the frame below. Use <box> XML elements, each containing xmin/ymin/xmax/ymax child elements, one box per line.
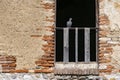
<box><xmin>56</xmin><ymin>27</ymin><xmax>99</xmax><ymax>30</ymax></box>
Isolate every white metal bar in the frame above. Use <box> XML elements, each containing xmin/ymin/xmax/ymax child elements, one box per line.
<box><xmin>63</xmin><ymin>28</ymin><xmax>69</xmax><ymax>62</ymax></box>
<box><xmin>85</xmin><ymin>28</ymin><xmax>90</xmax><ymax>62</ymax></box>
<box><xmin>75</xmin><ymin>28</ymin><xmax>78</xmax><ymax>62</ymax></box>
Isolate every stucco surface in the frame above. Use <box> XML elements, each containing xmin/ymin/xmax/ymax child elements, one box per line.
<box><xmin>100</xmin><ymin>0</ymin><xmax>120</xmax><ymax>31</ymax></box>
<box><xmin>0</xmin><ymin>0</ymin><xmax>53</xmax><ymax>69</ymax></box>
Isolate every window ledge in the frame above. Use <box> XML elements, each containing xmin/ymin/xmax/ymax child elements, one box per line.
<box><xmin>54</xmin><ymin>62</ymin><xmax>98</xmax><ymax>75</ymax></box>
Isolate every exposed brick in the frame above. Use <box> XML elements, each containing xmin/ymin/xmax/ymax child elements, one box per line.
<box><xmin>0</xmin><ymin>55</ymin><xmax>17</xmax><ymax>71</ymax></box>
<box><xmin>99</xmin><ymin>59</ymin><xmax>111</xmax><ymax>63</ymax></box>
<box><xmin>99</xmin><ymin>57</ymin><xmax>104</xmax><ymax>60</ymax></box>
<box><xmin>50</xmin><ymin>54</ymin><xmax>54</xmax><ymax>57</ymax></box>
<box><xmin>99</xmin><ymin>50</ymin><xmax>112</xmax><ymax>53</ymax></box>
<box><xmin>0</xmin><ymin>58</ymin><xmax>16</xmax><ymax>61</ymax></box>
<box><xmin>42</xmin><ymin>53</ymin><xmax>51</xmax><ymax>57</ymax></box>
<box><xmin>49</xmin><ymin>28</ymin><xmax>55</xmax><ymax>32</ymax></box>
<box><xmin>107</xmin><ymin>65</ymin><xmax>114</xmax><ymax>69</ymax></box>
<box><xmin>42</xmin><ymin>47</ymin><xmax>54</xmax><ymax>51</ymax></box>
<box><xmin>1</xmin><ymin>63</ymin><xmax>16</xmax><ymax>67</ymax></box>
<box><xmin>47</xmin><ymin>41</ymin><xmax>55</xmax><ymax>45</ymax></box>
<box><xmin>42</xmin><ymin>36</ymin><xmax>54</xmax><ymax>41</ymax></box>
<box><xmin>45</xmin><ymin>19</ymin><xmax>55</xmax><ymax>22</ymax></box>
<box><xmin>42</xmin><ymin>3</ymin><xmax>55</xmax><ymax>9</ymax></box>
<box><xmin>35</xmin><ymin>60</ymin><xmax>48</xmax><ymax>64</ymax></box>
<box><xmin>36</xmin><ymin>28</ymin><xmax>42</xmax><ymax>31</ymax></box>
<box><xmin>99</xmin><ymin>0</ymin><xmax>104</xmax><ymax>2</ymax></box>
<box><xmin>99</xmin><ymin>48</ymin><xmax>105</xmax><ymax>51</ymax></box>
<box><xmin>99</xmin><ymin>69</ymin><xmax>112</xmax><ymax>73</ymax></box>
<box><xmin>41</xmin><ymin>57</ymin><xmax>54</xmax><ymax>61</ymax></box>
<box><xmin>44</xmin><ymin>51</ymin><xmax>54</xmax><ymax>54</ymax></box>
<box><xmin>37</xmin><ymin>63</ymin><xmax>54</xmax><ymax>67</ymax></box>
<box><xmin>50</xmin><ymin>15</ymin><xmax>55</xmax><ymax>19</ymax></box>
<box><xmin>99</xmin><ymin>53</ymin><xmax>104</xmax><ymax>57</ymax></box>
<box><xmin>43</xmin><ymin>35</ymin><xmax>54</xmax><ymax>39</ymax></box>
<box><xmin>99</xmin><ymin>35</ymin><xmax>105</xmax><ymax>37</ymax></box>
<box><xmin>99</xmin><ymin>40</ymin><xmax>107</xmax><ymax>44</ymax></box>
<box><xmin>47</xmin><ymin>26</ymin><xmax>55</xmax><ymax>29</ymax></box>
<box><xmin>34</xmin><ymin>68</ymin><xmax>53</xmax><ymax>73</ymax></box>
<box><xmin>2</xmin><ymin>67</ymin><xmax>15</xmax><ymax>70</ymax></box>
<box><xmin>30</xmin><ymin>35</ymin><xmax>42</xmax><ymax>37</ymax></box>
<box><xmin>106</xmin><ymin>47</ymin><xmax>113</xmax><ymax>50</ymax></box>
<box><xmin>48</xmin><ymin>61</ymin><xmax>54</xmax><ymax>64</ymax></box>
<box><xmin>99</xmin><ymin>31</ymin><xmax>108</xmax><ymax>37</ymax></box>
<box><xmin>43</xmin><ymin>44</ymin><xmax>54</xmax><ymax>47</ymax></box>
<box><xmin>99</xmin><ymin>14</ymin><xmax>110</xmax><ymax>25</ymax></box>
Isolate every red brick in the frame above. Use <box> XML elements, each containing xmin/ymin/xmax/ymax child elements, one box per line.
<box><xmin>42</xmin><ymin>3</ymin><xmax>55</xmax><ymax>9</ymax></box>
<box><xmin>42</xmin><ymin>47</ymin><xmax>54</xmax><ymax>51</ymax></box>
<box><xmin>37</xmin><ymin>63</ymin><xmax>54</xmax><ymax>67</ymax></box>
<box><xmin>34</xmin><ymin>69</ymin><xmax>53</xmax><ymax>73</ymax></box>
<box><xmin>99</xmin><ymin>40</ymin><xmax>107</xmax><ymax>44</ymax></box>
<box><xmin>30</xmin><ymin>35</ymin><xmax>42</xmax><ymax>37</ymax></box>
<box><xmin>41</xmin><ymin>57</ymin><xmax>54</xmax><ymax>61</ymax></box>
<box><xmin>99</xmin><ymin>31</ymin><xmax>108</xmax><ymax>36</ymax></box>
<box><xmin>35</xmin><ymin>60</ymin><xmax>47</xmax><ymax>64</ymax></box>
<box><xmin>99</xmin><ymin>50</ymin><xmax>112</xmax><ymax>53</ymax></box>
<box><xmin>99</xmin><ymin>53</ymin><xmax>104</xmax><ymax>57</ymax></box>
<box><xmin>99</xmin><ymin>69</ymin><xmax>112</xmax><ymax>73</ymax></box>
<box><xmin>99</xmin><ymin>59</ymin><xmax>111</xmax><ymax>63</ymax></box>
<box><xmin>2</xmin><ymin>63</ymin><xmax>16</xmax><ymax>67</ymax></box>
<box><xmin>99</xmin><ymin>14</ymin><xmax>110</xmax><ymax>25</ymax></box>
<box><xmin>106</xmin><ymin>47</ymin><xmax>113</xmax><ymax>51</ymax></box>
<box><xmin>99</xmin><ymin>44</ymin><xmax>110</xmax><ymax>47</ymax></box>
<box><xmin>107</xmin><ymin>65</ymin><xmax>114</xmax><ymax>69</ymax></box>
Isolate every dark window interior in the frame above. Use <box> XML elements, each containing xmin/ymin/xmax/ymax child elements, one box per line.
<box><xmin>90</xmin><ymin>30</ymin><xmax>96</xmax><ymax>61</ymax></box>
<box><xmin>69</xmin><ymin>29</ymin><xmax>75</xmax><ymax>62</ymax></box>
<box><xmin>56</xmin><ymin>0</ymin><xmax>97</xmax><ymax>62</ymax></box>
<box><xmin>78</xmin><ymin>29</ymin><xmax>84</xmax><ymax>61</ymax></box>
<box><xmin>56</xmin><ymin>0</ymin><xmax>96</xmax><ymax>27</ymax></box>
<box><xmin>56</xmin><ymin>29</ymin><xmax>63</xmax><ymax>61</ymax></box>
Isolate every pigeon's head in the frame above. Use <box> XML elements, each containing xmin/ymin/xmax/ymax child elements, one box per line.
<box><xmin>69</xmin><ymin>18</ymin><xmax>72</xmax><ymax>21</ymax></box>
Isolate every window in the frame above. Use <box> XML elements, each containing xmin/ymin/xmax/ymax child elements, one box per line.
<box><xmin>55</xmin><ymin>0</ymin><xmax>98</xmax><ymax>75</ymax></box>
<box><xmin>55</xmin><ymin>0</ymin><xmax>98</xmax><ymax>74</ymax></box>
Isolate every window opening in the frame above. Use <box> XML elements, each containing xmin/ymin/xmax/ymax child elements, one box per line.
<box><xmin>56</xmin><ymin>0</ymin><xmax>98</xmax><ymax>63</ymax></box>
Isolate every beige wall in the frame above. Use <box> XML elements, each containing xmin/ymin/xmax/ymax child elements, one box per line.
<box><xmin>0</xmin><ymin>0</ymin><xmax>54</xmax><ymax>70</ymax></box>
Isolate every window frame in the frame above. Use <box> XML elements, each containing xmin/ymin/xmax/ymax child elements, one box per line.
<box><xmin>55</xmin><ymin>0</ymin><xmax>99</xmax><ymax>63</ymax></box>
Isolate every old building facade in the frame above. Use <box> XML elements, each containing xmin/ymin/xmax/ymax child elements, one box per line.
<box><xmin>0</xmin><ymin>0</ymin><xmax>120</xmax><ymax>79</ymax></box>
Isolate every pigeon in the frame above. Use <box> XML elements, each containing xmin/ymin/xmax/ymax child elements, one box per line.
<box><xmin>66</xmin><ymin>18</ymin><xmax>72</xmax><ymax>27</ymax></box>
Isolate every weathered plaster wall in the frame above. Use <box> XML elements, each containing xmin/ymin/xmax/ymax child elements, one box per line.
<box><xmin>0</xmin><ymin>0</ymin><xmax>54</xmax><ymax>72</ymax></box>
<box><xmin>1</xmin><ymin>0</ymin><xmax>120</xmax><ymax>78</ymax></box>
<box><xmin>99</xmin><ymin>0</ymin><xmax>120</xmax><ymax>75</ymax></box>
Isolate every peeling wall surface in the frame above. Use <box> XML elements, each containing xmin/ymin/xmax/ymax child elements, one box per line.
<box><xmin>99</xmin><ymin>0</ymin><xmax>120</xmax><ymax>76</ymax></box>
<box><xmin>0</xmin><ymin>0</ymin><xmax>54</xmax><ymax>71</ymax></box>
<box><xmin>0</xmin><ymin>0</ymin><xmax>120</xmax><ymax>79</ymax></box>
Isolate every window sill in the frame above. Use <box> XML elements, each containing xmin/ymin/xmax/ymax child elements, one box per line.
<box><xmin>54</xmin><ymin>62</ymin><xmax>98</xmax><ymax>75</ymax></box>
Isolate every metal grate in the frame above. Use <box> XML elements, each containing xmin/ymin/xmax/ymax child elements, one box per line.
<box><xmin>55</xmin><ymin>27</ymin><xmax>98</xmax><ymax>63</ymax></box>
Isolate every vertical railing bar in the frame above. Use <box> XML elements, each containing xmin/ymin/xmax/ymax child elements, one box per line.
<box><xmin>96</xmin><ymin>29</ymin><xmax>98</xmax><ymax>62</ymax></box>
<box><xmin>84</xmin><ymin>28</ymin><xmax>90</xmax><ymax>63</ymax></box>
<box><xmin>75</xmin><ymin>28</ymin><xmax>78</xmax><ymax>62</ymax></box>
<box><xmin>63</xmin><ymin>28</ymin><xmax>69</xmax><ymax>63</ymax></box>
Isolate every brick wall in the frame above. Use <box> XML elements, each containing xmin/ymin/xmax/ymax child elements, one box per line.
<box><xmin>0</xmin><ymin>0</ymin><xmax>120</xmax><ymax>76</ymax></box>
<box><xmin>99</xmin><ymin>0</ymin><xmax>120</xmax><ymax>76</ymax></box>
